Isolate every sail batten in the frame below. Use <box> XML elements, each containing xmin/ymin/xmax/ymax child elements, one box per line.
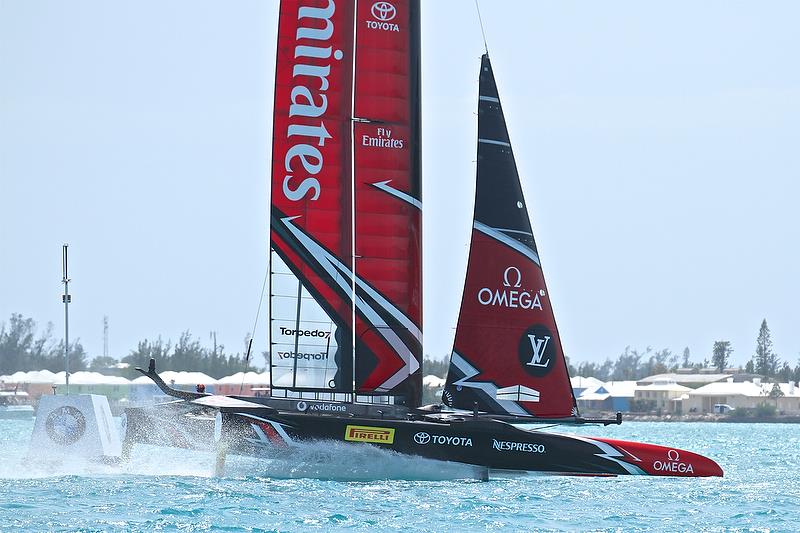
<box><xmin>443</xmin><ymin>55</ymin><xmax>578</xmax><ymax>419</ymax></box>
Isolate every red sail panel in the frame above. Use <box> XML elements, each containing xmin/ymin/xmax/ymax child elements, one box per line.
<box><xmin>352</xmin><ymin>0</ymin><xmax>422</xmax><ymax>402</ymax></box>
<box><xmin>442</xmin><ymin>55</ymin><xmax>576</xmax><ymax>418</ymax></box>
<box><xmin>448</xmin><ymin>231</ymin><xmax>575</xmax><ymax>417</ymax></box>
<box><xmin>269</xmin><ymin>0</ymin><xmax>356</xmax><ymax>391</ymax></box>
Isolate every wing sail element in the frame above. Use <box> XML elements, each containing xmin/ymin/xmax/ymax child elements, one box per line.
<box><xmin>269</xmin><ymin>0</ymin><xmax>356</xmax><ymax>392</ymax></box>
<box><xmin>269</xmin><ymin>0</ymin><xmax>422</xmax><ymax>405</ymax></box>
<box><xmin>352</xmin><ymin>0</ymin><xmax>422</xmax><ymax>404</ymax></box>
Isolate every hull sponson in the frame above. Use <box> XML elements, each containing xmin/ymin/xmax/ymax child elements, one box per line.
<box><xmin>214</xmin><ymin>410</ymin><xmax>723</xmax><ymax>477</ymax></box>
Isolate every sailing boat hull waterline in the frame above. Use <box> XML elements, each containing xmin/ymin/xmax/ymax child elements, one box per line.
<box><xmin>120</xmin><ymin>378</ymin><xmax>722</xmax><ymax>478</ymax></box>
<box><xmin>213</xmin><ymin>409</ymin><xmax>722</xmax><ymax>477</ymax></box>
<box><xmin>121</xmin><ymin>0</ymin><xmax>724</xmax><ymax>478</ymax></box>
<box><xmin>121</xmin><ymin>362</ymin><xmax>722</xmax><ymax>478</ymax></box>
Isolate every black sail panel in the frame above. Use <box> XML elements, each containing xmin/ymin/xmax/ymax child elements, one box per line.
<box><xmin>474</xmin><ymin>55</ymin><xmax>536</xmax><ymax>251</ymax></box>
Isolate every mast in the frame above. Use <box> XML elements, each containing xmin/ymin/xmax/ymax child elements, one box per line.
<box><xmin>442</xmin><ymin>55</ymin><xmax>578</xmax><ymax>418</ymax></box>
<box><xmin>61</xmin><ymin>243</ymin><xmax>71</xmax><ymax>394</ymax></box>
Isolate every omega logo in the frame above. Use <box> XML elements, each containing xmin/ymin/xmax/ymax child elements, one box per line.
<box><xmin>503</xmin><ymin>266</ymin><xmax>522</xmax><ymax>288</ymax></box>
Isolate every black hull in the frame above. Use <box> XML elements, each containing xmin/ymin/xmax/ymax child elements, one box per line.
<box><xmin>217</xmin><ymin>411</ymin><xmax>611</xmax><ymax>475</ymax></box>
<box><xmin>121</xmin><ymin>395</ymin><xmax>722</xmax><ymax>477</ymax></box>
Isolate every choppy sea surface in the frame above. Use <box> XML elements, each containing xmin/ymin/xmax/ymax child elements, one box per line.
<box><xmin>0</xmin><ymin>418</ymin><xmax>797</xmax><ymax>532</ymax></box>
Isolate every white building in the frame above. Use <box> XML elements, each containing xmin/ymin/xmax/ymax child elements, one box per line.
<box><xmin>686</xmin><ymin>378</ymin><xmax>800</xmax><ymax>414</ymax></box>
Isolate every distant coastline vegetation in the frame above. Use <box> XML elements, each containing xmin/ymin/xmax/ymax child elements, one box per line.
<box><xmin>0</xmin><ymin>313</ymin><xmax>250</xmax><ymax>379</ymax></box>
<box><xmin>1</xmin><ymin>312</ymin><xmax>798</xmax><ymax>383</ymax></box>
<box><xmin>565</xmin><ymin>318</ymin><xmax>800</xmax><ymax>383</ymax></box>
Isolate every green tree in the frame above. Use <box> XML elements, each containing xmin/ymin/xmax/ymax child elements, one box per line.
<box><xmin>754</xmin><ymin>319</ymin><xmax>779</xmax><ymax>376</ymax></box>
<box><xmin>0</xmin><ymin>313</ymin><xmax>86</xmax><ymax>374</ymax></box>
<box><xmin>89</xmin><ymin>356</ymin><xmax>120</xmax><ymax>372</ymax></box>
<box><xmin>423</xmin><ymin>356</ymin><xmax>449</xmax><ymax>378</ymax></box>
<box><xmin>171</xmin><ymin>331</ymin><xmax>204</xmax><ymax>372</ymax></box>
<box><xmin>681</xmin><ymin>346</ymin><xmax>691</xmax><ymax>368</ymax></box>
<box><xmin>648</xmin><ymin>348</ymin><xmax>672</xmax><ymax>375</ymax></box>
<box><xmin>46</xmin><ymin>339</ymin><xmax>88</xmax><ymax>373</ymax></box>
<box><xmin>611</xmin><ymin>346</ymin><xmax>645</xmax><ymax>380</ymax></box>
<box><xmin>0</xmin><ymin>313</ymin><xmax>36</xmax><ymax>374</ymax></box>
<box><xmin>767</xmin><ymin>382</ymin><xmax>785</xmax><ymax>410</ymax></box>
<box><xmin>122</xmin><ymin>337</ymin><xmax>172</xmax><ymax>377</ymax></box>
<box><xmin>711</xmin><ymin>341</ymin><xmax>733</xmax><ymax>372</ymax></box>
<box><xmin>777</xmin><ymin>361</ymin><xmax>792</xmax><ymax>382</ymax></box>
<box><xmin>576</xmin><ymin>359</ymin><xmax>613</xmax><ymax>381</ymax></box>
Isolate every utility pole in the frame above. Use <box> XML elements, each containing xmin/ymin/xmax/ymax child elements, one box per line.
<box><xmin>103</xmin><ymin>315</ymin><xmax>109</xmax><ymax>359</ymax></box>
<box><xmin>62</xmin><ymin>244</ymin><xmax>72</xmax><ymax>394</ymax></box>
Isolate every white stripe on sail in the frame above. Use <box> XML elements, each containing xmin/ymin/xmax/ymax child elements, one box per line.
<box><xmin>371</xmin><ymin>180</ymin><xmax>421</xmax><ymax>209</ymax></box>
<box><xmin>478</xmin><ymin>138</ymin><xmax>511</xmax><ymax>147</ymax></box>
<box><xmin>279</xmin><ymin>216</ymin><xmax>421</xmax><ymax>391</ymax></box>
<box><xmin>281</xmin><ymin>216</ymin><xmax>422</xmax><ymax>343</ymax></box>
<box><xmin>450</xmin><ymin>351</ymin><xmax>529</xmax><ymax>416</ymax></box>
<box><xmin>473</xmin><ymin>221</ymin><xmax>541</xmax><ymax>266</ymax></box>
<box><xmin>493</xmin><ymin>227</ymin><xmax>533</xmax><ymax>236</ymax></box>
<box><xmin>479</xmin><ymin>95</ymin><xmax>499</xmax><ymax>102</ymax></box>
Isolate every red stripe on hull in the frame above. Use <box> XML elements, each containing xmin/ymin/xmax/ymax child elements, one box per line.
<box><xmin>594</xmin><ymin>437</ymin><xmax>724</xmax><ymax>477</ymax></box>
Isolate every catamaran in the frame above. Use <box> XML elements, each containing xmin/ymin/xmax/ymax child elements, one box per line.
<box><xmin>123</xmin><ymin>0</ymin><xmax>723</xmax><ymax>478</ymax></box>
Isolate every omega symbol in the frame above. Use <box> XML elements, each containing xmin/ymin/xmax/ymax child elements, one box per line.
<box><xmin>503</xmin><ymin>266</ymin><xmax>522</xmax><ymax>288</ymax></box>
<box><xmin>667</xmin><ymin>449</ymin><xmax>680</xmax><ymax>461</ymax></box>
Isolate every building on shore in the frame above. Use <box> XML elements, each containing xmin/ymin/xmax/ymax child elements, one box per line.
<box><xmin>637</xmin><ymin>372</ymin><xmax>731</xmax><ymax>389</ymax></box>
<box><xmin>634</xmin><ymin>380</ymin><xmax>693</xmax><ymax>413</ymax></box>
<box><xmin>685</xmin><ymin>378</ymin><xmax>800</xmax><ymax>414</ymax></box>
<box><xmin>570</xmin><ymin>376</ymin><xmax>603</xmax><ymax>398</ymax></box>
<box><xmin>577</xmin><ymin>381</ymin><xmax>636</xmax><ymax>412</ymax></box>
<box><xmin>214</xmin><ymin>371</ymin><xmax>270</xmax><ymax>396</ymax></box>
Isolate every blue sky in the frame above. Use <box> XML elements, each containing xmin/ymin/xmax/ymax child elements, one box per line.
<box><xmin>1</xmin><ymin>1</ymin><xmax>798</xmax><ymax>369</ymax></box>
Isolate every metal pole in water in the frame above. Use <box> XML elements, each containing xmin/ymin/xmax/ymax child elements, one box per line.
<box><xmin>62</xmin><ymin>244</ymin><xmax>71</xmax><ymax>395</ymax></box>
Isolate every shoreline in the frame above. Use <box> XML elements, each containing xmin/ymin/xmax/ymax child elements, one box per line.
<box><xmin>585</xmin><ymin>412</ymin><xmax>800</xmax><ymax>424</ymax></box>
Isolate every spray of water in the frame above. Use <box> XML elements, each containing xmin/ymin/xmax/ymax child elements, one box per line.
<box><xmin>1</xmin><ymin>419</ymin><xmax>478</xmax><ymax>481</ymax></box>
<box><xmin>221</xmin><ymin>439</ymin><xmax>479</xmax><ymax>482</ymax></box>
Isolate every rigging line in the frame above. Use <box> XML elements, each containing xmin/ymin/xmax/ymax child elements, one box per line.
<box><xmin>240</xmin><ymin>261</ymin><xmax>270</xmax><ymax>394</ymax></box>
<box><xmin>474</xmin><ymin>0</ymin><xmax>489</xmax><ymax>55</ymax></box>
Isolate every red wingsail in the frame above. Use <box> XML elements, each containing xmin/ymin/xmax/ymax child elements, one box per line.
<box><xmin>352</xmin><ymin>0</ymin><xmax>422</xmax><ymax>403</ymax></box>
<box><xmin>269</xmin><ymin>0</ymin><xmax>356</xmax><ymax>391</ymax></box>
<box><xmin>269</xmin><ymin>0</ymin><xmax>422</xmax><ymax>404</ymax></box>
<box><xmin>442</xmin><ymin>55</ymin><xmax>577</xmax><ymax>418</ymax></box>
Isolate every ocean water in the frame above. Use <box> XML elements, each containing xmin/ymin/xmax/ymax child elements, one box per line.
<box><xmin>0</xmin><ymin>419</ymin><xmax>797</xmax><ymax>532</ymax></box>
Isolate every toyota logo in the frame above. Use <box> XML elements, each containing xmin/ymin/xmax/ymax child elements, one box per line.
<box><xmin>667</xmin><ymin>449</ymin><xmax>680</xmax><ymax>461</ymax></box>
<box><xmin>371</xmin><ymin>1</ymin><xmax>396</xmax><ymax>21</ymax></box>
<box><xmin>414</xmin><ymin>431</ymin><xmax>430</xmax><ymax>445</ymax></box>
